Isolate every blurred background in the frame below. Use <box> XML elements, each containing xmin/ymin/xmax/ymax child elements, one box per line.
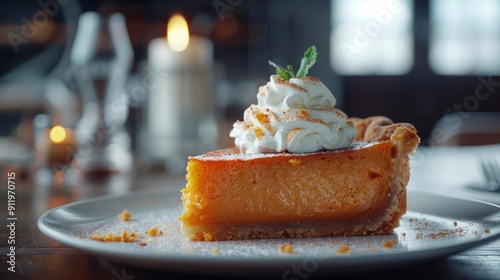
<box><xmin>1</xmin><ymin>0</ymin><xmax>500</xmax><ymax>179</ymax></box>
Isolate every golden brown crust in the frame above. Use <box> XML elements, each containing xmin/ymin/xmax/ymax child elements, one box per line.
<box><xmin>352</xmin><ymin>116</ymin><xmax>419</xmax><ymax>229</ymax></box>
<box><xmin>349</xmin><ymin>116</ymin><xmax>417</xmax><ymax>143</ymax></box>
<box><xmin>183</xmin><ymin>217</ymin><xmax>401</xmax><ymax>241</ymax></box>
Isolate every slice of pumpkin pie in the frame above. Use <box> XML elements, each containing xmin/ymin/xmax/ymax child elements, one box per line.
<box><xmin>178</xmin><ymin>46</ymin><xmax>419</xmax><ymax>241</ymax></box>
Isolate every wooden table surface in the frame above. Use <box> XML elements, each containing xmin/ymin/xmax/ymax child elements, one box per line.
<box><xmin>1</xmin><ymin>168</ymin><xmax>499</xmax><ymax>280</ymax></box>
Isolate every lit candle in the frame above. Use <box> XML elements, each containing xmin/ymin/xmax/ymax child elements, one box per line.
<box><xmin>148</xmin><ymin>14</ymin><xmax>213</xmax><ymax>75</ymax></box>
<box><xmin>146</xmin><ymin>14</ymin><xmax>215</xmax><ymax>167</ymax></box>
<box><xmin>47</xmin><ymin>125</ymin><xmax>76</xmax><ymax>167</ymax></box>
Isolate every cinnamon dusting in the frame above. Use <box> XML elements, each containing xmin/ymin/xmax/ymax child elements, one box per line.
<box><xmin>275</xmin><ymin>77</ymin><xmax>307</xmax><ymax>92</ymax></box>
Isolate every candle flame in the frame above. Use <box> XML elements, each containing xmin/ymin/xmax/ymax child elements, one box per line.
<box><xmin>50</xmin><ymin>125</ymin><xmax>67</xmax><ymax>143</ymax></box>
<box><xmin>167</xmin><ymin>14</ymin><xmax>189</xmax><ymax>52</ymax></box>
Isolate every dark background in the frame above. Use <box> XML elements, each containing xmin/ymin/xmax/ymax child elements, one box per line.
<box><xmin>0</xmin><ymin>0</ymin><xmax>499</xmax><ymax>147</ymax></box>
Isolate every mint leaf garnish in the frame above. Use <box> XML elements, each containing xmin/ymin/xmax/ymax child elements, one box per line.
<box><xmin>268</xmin><ymin>60</ymin><xmax>293</xmax><ymax>80</ymax></box>
<box><xmin>296</xmin><ymin>45</ymin><xmax>317</xmax><ymax>78</ymax></box>
<box><xmin>268</xmin><ymin>45</ymin><xmax>318</xmax><ymax>80</ymax></box>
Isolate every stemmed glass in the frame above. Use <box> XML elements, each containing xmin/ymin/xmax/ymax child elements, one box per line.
<box><xmin>69</xmin><ymin>12</ymin><xmax>133</xmax><ymax>177</ymax></box>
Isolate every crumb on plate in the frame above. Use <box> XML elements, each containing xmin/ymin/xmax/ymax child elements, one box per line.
<box><xmin>118</xmin><ymin>209</ymin><xmax>132</xmax><ymax>221</ymax></box>
<box><xmin>382</xmin><ymin>240</ymin><xmax>395</xmax><ymax>249</ymax></box>
<box><xmin>279</xmin><ymin>243</ymin><xmax>294</xmax><ymax>254</ymax></box>
<box><xmin>145</xmin><ymin>226</ymin><xmax>163</xmax><ymax>236</ymax></box>
<box><xmin>336</xmin><ymin>245</ymin><xmax>351</xmax><ymax>255</ymax></box>
<box><xmin>89</xmin><ymin>230</ymin><xmax>139</xmax><ymax>242</ymax></box>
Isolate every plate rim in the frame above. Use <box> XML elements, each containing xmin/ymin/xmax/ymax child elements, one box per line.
<box><xmin>37</xmin><ymin>187</ymin><xmax>500</xmax><ymax>273</ymax></box>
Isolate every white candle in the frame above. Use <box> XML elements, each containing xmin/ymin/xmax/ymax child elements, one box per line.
<box><xmin>148</xmin><ymin>33</ymin><xmax>213</xmax><ymax>67</ymax></box>
<box><xmin>146</xmin><ymin>14</ymin><xmax>215</xmax><ymax>168</ymax></box>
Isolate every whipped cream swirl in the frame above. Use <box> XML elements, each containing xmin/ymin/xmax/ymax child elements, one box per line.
<box><xmin>230</xmin><ymin>75</ymin><xmax>356</xmax><ymax>154</ymax></box>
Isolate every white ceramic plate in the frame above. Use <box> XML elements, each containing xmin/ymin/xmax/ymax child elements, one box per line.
<box><xmin>38</xmin><ymin>187</ymin><xmax>500</xmax><ymax>275</ymax></box>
